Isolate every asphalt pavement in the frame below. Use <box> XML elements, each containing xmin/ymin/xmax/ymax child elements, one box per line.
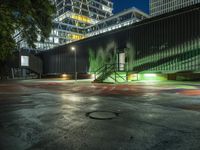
<box><xmin>0</xmin><ymin>79</ymin><xmax>200</xmax><ymax>150</ymax></box>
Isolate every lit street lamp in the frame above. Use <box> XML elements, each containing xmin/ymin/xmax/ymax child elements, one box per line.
<box><xmin>71</xmin><ymin>46</ymin><xmax>77</xmax><ymax>82</ymax></box>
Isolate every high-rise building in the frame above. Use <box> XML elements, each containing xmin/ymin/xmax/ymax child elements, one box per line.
<box><xmin>53</xmin><ymin>0</ymin><xmax>113</xmax><ymax>44</ymax></box>
<box><xmin>150</xmin><ymin>0</ymin><xmax>200</xmax><ymax>16</ymax></box>
<box><xmin>15</xmin><ymin>0</ymin><xmax>113</xmax><ymax>50</ymax></box>
<box><xmin>15</xmin><ymin>0</ymin><xmax>148</xmax><ymax>51</ymax></box>
<box><xmin>38</xmin><ymin>0</ymin><xmax>114</xmax><ymax>49</ymax></box>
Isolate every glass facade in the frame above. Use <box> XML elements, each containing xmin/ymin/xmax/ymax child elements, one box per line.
<box><xmin>15</xmin><ymin>0</ymin><xmax>148</xmax><ymax>51</ymax></box>
<box><xmin>53</xmin><ymin>0</ymin><xmax>113</xmax><ymax>45</ymax></box>
<box><xmin>15</xmin><ymin>0</ymin><xmax>113</xmax><ymax>50</ymax></box>
<box><xmin>150</xmin><ymin>0</ymin><xmax>200</xmax><ymax>16</ymax></box>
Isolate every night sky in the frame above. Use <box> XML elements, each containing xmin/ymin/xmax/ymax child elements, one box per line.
<box><xmin>112</xmin><ymin>0</ymin><xmax>149</xmax><ymax>14</ymax></box>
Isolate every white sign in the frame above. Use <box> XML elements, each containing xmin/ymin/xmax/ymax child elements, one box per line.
<box><xmin>21</xmin><ymin>56</ymin><xmax>29</xmax><ymax>67</ymax></box>
<box><xmin>119</xmin><ymin>53</ymin><xmax>125</xmax><ymax>71</ymax></box>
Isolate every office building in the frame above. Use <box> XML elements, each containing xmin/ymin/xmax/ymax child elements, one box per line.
<box><xmin>150</xmin><ymin>0</ymin><xmax>200</xmax><ymax>16</ymax></box>
<box><xmin>52</xmin><ymin>0</ymin><xmax>113</xmax><ymax>44</ymax></box>
<box><xmin>15</xmin><ymin>0</ymin><xmax>149</xmax><ymax>51</ymax></box>
<box><xmin>15</xmin><ymin>0</ymin><xmax>113</xmax><ymax>50</ymax></box>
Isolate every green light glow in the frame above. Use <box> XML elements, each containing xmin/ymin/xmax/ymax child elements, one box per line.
<box><xmin>138</xmin><ymin>73</ymin><xmax>167</xmax><ymax>81</ymax></box>
<box><xmin>87</xmin><ymin>37</ymin><xmax>200</xmax><ymax>80</ymax></box>
<box><xmin>132</xmin><ymin>40</ymin><xmax>199</xmax><ymax>72</ymax></box>
<box><xmin>144</xmin><ymin>74</ymin><xmax>157</xmax><ymax>78</ymax></box>
<box><xmin>88</xmin><ymin>42</ymin><xmax>116</xmax><ymax>73</ymax></box>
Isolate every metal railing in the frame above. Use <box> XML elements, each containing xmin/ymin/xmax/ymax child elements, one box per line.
<box><xmin>94</xmin><ymin>63</ymin><xmax>128</xmax><ymax>83</ymax></box>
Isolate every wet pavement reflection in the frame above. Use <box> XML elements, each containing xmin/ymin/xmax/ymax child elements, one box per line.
<box><xmin>0</xmin><ymin>79</ymin><xmax>200</xmax><ymax>150</ymax></box>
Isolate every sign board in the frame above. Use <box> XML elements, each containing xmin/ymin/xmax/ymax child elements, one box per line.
<box><xmin>119</xmin><ymin>53</ymin><xmax>125</xmax><ymax>71</ymax></box>
<box><xmin>21</xmin><ymin>56</ymin><xmax>29</xmax><ymax>67</ymax></box>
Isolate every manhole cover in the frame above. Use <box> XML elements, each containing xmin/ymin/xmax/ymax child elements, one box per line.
<box><xmin>86</xmin><ymin>111</ymin><xmax>119</xmax><ymax>120</ymax></box>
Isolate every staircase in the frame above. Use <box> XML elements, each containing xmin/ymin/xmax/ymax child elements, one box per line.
<box><xmin>11</xmin><ymin>68</ymin><xmax>39</xmax><ymax>79</ymax></box>
<box><xmin>93</xmin><ymin>64</ymin><xmax>128</xmax><ymax>83</ymax></box>
<box><xmin>10</xmin><ymin>53</ymin><xmax>43</xmax><ymax>79</ymax></box>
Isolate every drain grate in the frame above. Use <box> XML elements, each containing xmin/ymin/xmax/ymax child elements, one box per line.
<box><xmin>86</xmin><ymin>111</ymin><xmax>119</xmax><ymax>120</ymax></box>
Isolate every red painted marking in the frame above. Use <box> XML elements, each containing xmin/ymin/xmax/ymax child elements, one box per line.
<box><xmin>179</xmin><ymin>90</ymin><xmax>200</xmax><ymax>96</ymax></box>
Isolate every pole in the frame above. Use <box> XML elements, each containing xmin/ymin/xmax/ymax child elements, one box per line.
<box><xmin>11</xmin><ymin>68</ymin><xmax>14</xmax><ymax>79</ymax></box>
<box><xmin>75</xmin><ymin>49</ymin><xmax>77</xmax><ymax>82</ymax></box>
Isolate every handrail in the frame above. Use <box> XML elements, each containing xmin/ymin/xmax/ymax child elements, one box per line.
<box><xmin>115</xmin><ymin>72</ymin><xmax>127</xmax><ymax>81</ymax></box>
<box><xmin>94</xmin><ymin>65</ymin><xmax>106</xmax><ymax>80</ymax></box>
<box><xmin>95</xmin><ymin>64</ymin><xmax>113</xmax><ymax>76</ymax></box>
<box><xmin>95</xmin><ymin>65</ymin><xmax>105</xmax><ymax>73</ymax></box>
<box><xmin>94</xmin><ymin>63</ymin><xmax>128</xmax><ymax>82</ymax></box>
<box><xmin>95</xmin><ymin>64</ymin><xmax>114</xmax><ymax>80</ymax></box>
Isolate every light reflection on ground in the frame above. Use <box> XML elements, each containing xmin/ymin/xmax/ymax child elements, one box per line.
<box><xmin>0</xmin><ymin>79</ymin><xmax>200</xmax><ymax>150</ymax></box>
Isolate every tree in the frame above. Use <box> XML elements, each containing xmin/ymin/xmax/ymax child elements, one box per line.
<box><xmin>0</xmin><ymin>0</ymin><xmax>55</xmax><ymax>60</ymax></box>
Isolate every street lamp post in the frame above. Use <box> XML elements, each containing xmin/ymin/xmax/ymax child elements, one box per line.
<box><xmin>71</xmin><ymin>46</ymin><xmax>77</xmax><ymax>82</ymax></box>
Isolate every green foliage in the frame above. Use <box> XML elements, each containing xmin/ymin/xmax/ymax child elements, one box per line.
<box><xmin>0</xmin><ymin>0</ymin><xmax>55</xmax><ymax>60</ymax></box>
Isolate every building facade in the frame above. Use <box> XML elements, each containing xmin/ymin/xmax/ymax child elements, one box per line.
<box><xmin>53</xmin><ymin>0</ymin><xmax>113</xmax><ymax>45</ymax></box>
<box><xmin>15</xmin><ymin>0</ymin><xmax>113</xmax><ymax>50</ymax></box>
<box><xmin>150</xmin><ymin>0</ymin><xmax>200</xmax><ymax>16</ymax></box>
<box><xmin>15</xmin><ymin>0</ymin><xmax>149</xmax><ymax>51</ymax></box>
<box><xmin>86</xmin><ymin>7</ymin><xmax>149</xmax><ymax>37</ymax></box>
<box><xmin>38</xmin><ymin>4</ymin><xmax>200</xmax><ymax>81</ymax></box>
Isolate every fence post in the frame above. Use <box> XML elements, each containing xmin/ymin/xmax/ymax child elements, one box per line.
<box><xmin>11</xmin><ymin>68</ymin><xmax>14</xmax><ymax>79</ymax></box>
